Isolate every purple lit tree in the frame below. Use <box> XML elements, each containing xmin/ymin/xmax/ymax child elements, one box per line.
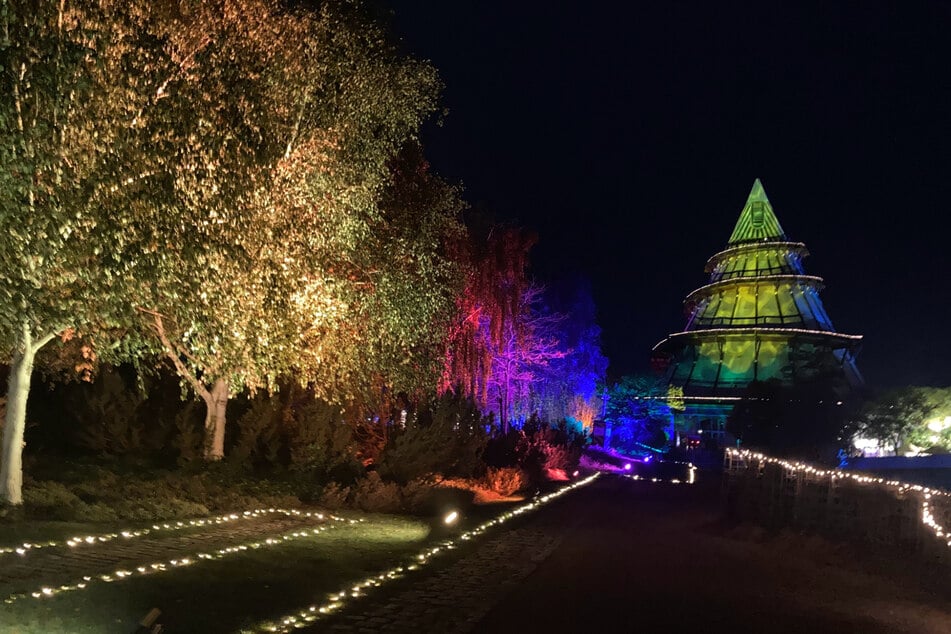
<box><xmin>531</xmin><ymin>277</ymin><xmax>608</xmax><ymax>430</ymax></box>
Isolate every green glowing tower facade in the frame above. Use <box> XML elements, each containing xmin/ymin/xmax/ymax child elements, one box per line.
<box><xmin>652</xmin><ymin>179</ymin><xmax>862</xmax><ymax>441</ymax></box>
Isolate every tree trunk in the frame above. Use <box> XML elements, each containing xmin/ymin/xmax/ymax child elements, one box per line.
<box><xmin>202</xmin><ymin>378</ymin><xmax>229</xmax><ymax>461</ymax></box>
<box><xmin>1</xmin><ymin>330</ymin><xmax>37</xmax><ymax>505</ymax></box>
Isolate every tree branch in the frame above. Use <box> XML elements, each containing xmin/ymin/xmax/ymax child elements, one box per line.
<box><xmin>140</xmin><ymin>308</ymin><xmax>211</xmax><ymax>401</ymax></box>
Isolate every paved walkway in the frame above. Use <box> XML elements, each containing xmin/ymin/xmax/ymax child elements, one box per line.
<box><xmin>315</xmin><ymin>475</ymin><xmax>951</xmax><ymax>634</ymax></box>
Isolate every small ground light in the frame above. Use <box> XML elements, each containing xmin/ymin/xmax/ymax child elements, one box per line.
<box><xmin>624</xmin><ymin>463</ymin><xmax>632</xmax><ymax>471</ymax></box>
<box><xmin>572</xmin><ymin>470</ymin><xmax>579</xmax><ymax>477</ymax></box>
<box><xmin>443</xmin><ymin>511</ymin><xmax>459</xmax><ymax>526</ymax></box>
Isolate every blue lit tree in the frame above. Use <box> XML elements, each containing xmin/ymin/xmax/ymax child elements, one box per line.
<box><xmin>532</xmin><ymin>277</ymin><xmax>608</xmax><ymax>429</ymax></box>
<box><xmin>601</xmin><ymin>375</ymin><xmax>672</xmax><ymax>454</ymax></box>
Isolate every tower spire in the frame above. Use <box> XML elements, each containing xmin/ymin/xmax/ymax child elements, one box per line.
<box><xmin>727</xmin><ymin>178</ymin><xmax>787</xmax><ymax>244</ymax></box>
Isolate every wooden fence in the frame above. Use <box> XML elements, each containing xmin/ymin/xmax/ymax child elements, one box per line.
<box><xmin>722</xmin><ymin>449</ymin><xmax>951</xmax><ymax>566</ymax></box>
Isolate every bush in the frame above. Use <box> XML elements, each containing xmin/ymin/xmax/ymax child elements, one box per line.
<box><xmin>351</xmin><ymin>472</ymin><xmax>403</xmax><ymax>513</ymax></box>
<box><xmin>19</xmin><ymin>461</ymin><xmax>299</xmax><ymax>522</ymax></box>
<box><xmin>289</xmin><ymin>397</ymin><xmax>360</xmax><ymax>481</ymax></box>
<box><xmin>22</xmin><ymin>481</ymin><xmax>84</xmax><ymax>521</ymax></box>
<box><xmin>229</xmin><ymin>383</ymin><xmax>362</xmax><ymax>481</ymax></box>
<box><xmin>378</xmin><ymin>392</ymin><xmax>488</xmax><ymax>484</ymax></box>
<box><xmin>71</xmin><ymin>367</ymin><xmax>146</xmax><ymax>456</ymax></box>
<box><xmin>231</xmin><ymin>396</ymin><xmax>283</xmax><ymax>466</ymax></box>
<box><xmin>483</xmin><ymin>467</ymin><xmax>527</xmax><ymax>496</ymax></box>
<box><xmin>317</xmin><ymin>482</ymin><xmax>351</xmax><ymax>510</ymax></box>
<box><xmin>485</xmin><ymin>416</ymin><xmax>587</xmax><ymax>483</ymax></box>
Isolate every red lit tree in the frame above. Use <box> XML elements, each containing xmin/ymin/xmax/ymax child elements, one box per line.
<box><xmin>442</xmin><ymin>222</ymin><xmax>572</xmax><ymax>431</ymax></box>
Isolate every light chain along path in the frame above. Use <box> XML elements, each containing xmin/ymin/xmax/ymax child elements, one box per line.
<box><xmin>317</xmin><ymin>525</ymin><xmax>565</xmax><ymax>634</ymax></box>
<box><xmin>0</xmin><ymin>513</ymin><xmax>327</xmax><ymax>599</ymax></box>
<box><xmin>310</xmin><ymin>475</ymin><xmax>951</xmax><ymax>634</ymax></box>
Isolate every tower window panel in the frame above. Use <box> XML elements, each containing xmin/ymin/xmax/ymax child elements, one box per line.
<box><xmin>734</xmin><ymin>287</ymin><xmax>757</xmax><ymax>324</ymax></box>
<box><xmin>720</xmin><ymin>340</ymin><xmax>756</xmax><ymax>382</ymax></box>
<box><xmin>695</xmin><ymin>342</ymin><xmax>722</xmax><ymax>384</ymax></box>
<box><xmin>756</xmin><ymin>340</ymin><xmax>788</xmax><ymax>380</ymax></box>
<box><xmin>757</xmin><ymin>284</ymin><xmax>781</xmax><ymax>318</ymax></box>
<box><xmin>713</xmin><ymin>291</ymin><xmax>735</xmax><ymax>323</ymax></box>
<box><xmin>777</xmin><ymin>283</ymin><xmax>800</xmax><ymax>322</ymax></box>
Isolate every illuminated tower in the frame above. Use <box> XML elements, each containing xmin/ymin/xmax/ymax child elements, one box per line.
<box><xmin>652</xmin><ymin>179</ymin><xmax>862</xmax><ymax>440</ymax></box>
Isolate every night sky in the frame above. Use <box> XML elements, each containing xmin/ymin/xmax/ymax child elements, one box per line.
<box><xmin>386</xmin><ymin>2</ymin><xmax>951</xmax><ymax>388</ymax></box>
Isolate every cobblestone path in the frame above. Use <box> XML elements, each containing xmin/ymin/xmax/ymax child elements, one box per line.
<box><xmin>0</xmin><ymin>513</ymin><xmax>328</xmax><ymax>599</ymax></box>
<box><xmin>313</xmin><ymin>502</ymin><xmax>581</xmax><ymax>633</ymax></box>
<box><xmin>305</xmin><ymin>475</ymin><xmax>951</xmax><ymax>634</ymax></box>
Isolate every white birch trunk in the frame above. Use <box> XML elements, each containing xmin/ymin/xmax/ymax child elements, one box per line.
<box><xmin>202</xmin><ymin>377</ymin><xmax>229</xmax><ymax>461</ymax></box>
<box><xmin>1</xmin><ymin>327</ymin><xmax>37</xmax><ymax>505</ymax></box>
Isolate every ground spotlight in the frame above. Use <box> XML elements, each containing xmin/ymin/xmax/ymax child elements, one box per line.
<box><xmin>443</xmin><ymin>511</ymin><xmax>459</xmax><ymax>526</ymax></box>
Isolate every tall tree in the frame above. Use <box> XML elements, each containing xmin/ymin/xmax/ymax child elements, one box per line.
<box><xmin>532</xmin><ymin>277</ymin><xmax>608</xmax><ymax>428</ymax></box>
<box><xmin>440</xmin><ymin>221</ymin><xmax>537</xmax><ymax>427</ymax></box>
<box><xmin>602</xmin><ymin>374</ymin><xmax>672</xmax><ymax>451</ymax></box>
<box><xmin>850</xmin><ymin>387</ymin><xmax>937</xmax><ymax>455</ymax></box>
<box><xmin>0</xmin><ymin>0</ymin><xmax>175</xmax><ymax>504</ymax></box>
<box><xmin>126</xmin><ymin>0</ymin><xmax>442</xmax><ymax>459</ymax></box>
<box><xmin>486</xmin><ymin>284</ymin><xmax>567</xmax><ymax>429</ymax></box>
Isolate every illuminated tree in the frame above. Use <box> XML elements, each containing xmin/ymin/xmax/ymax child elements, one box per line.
<box><xmin>126</xmin><ymin>1</ymin><xmax>442</xmax><ymax>459</ymax></box>
<box><xmin>0</xmin><ymin>1</ymin><xmax>174</xmax><ymax>504</ymax></box>
<box><xmin>532</xmin><ymin>278</ymin><xmax>608</xmax><ymax>429</ymax></box>
<box><xmin>308</xmin><ymin>143</ymin><xmax>466</xmax><ymax>411</ymax></box>
<box><xmin>440</xmin><ymin>222</ymin><xmax>535</xmax><ymax>420</ymax></box>
<box><xmin>852</xmin><ymin>387</ymin><xmax>937</xmax><ymax>455</ymax></box>
<box><xmin>602</xmin><ymin>375</ymin><xmax>672</xmax><ymax>451</ymax></box>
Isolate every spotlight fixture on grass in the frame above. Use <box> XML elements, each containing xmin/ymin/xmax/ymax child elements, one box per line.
<box><xmin>623</xmin><ymin>463</ymin><xmax>632</xmax><ymax>471</ymax></box>
<box><xmin>443</xmin><ymin>511</ymin><xmax>459</xmax><ymax>526</ymax></box>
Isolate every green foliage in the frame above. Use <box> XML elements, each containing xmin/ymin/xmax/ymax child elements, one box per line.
<box><xmin>378</xmin><ymin>392</ymin><xmax>489</xmax><ymax>484</ymax></box>
<box><xmin>483</xmin><ymin>416</ymin><xmax>586</xmax><ymax>481</ymax></box>
<box><xmin>174</xmin><ymin>401</ymin><xmax>206</xmax><ymax>465</ymax></box>
<box><xmin>69</xmin><ymin>368</ymin><xmax>146</xmax><ymax>456</ymax></box>
<box><xmin>518</xmin><ymin>417</ymin><xmax>587</xmax><ymax>478</ymax></box>
<box><xmin>227</xmin><ymin>383</ymin><xmax>364</xmax><ymax>484</ymax></box>
<box><xmin>20</xmin><ymin>462</ymin><xmax>298</xmax><ymax>522</ymax></box>
<box><xmin>848</xmin><ymin>386</ymin><xmax>941</xmax><ymax>454</ymax></box>
<box><xmin>289</xmin><ymin>397</ymin><xmax>362</xmax><ymax>481</ymax></box>
<box><xmin>601</xmin><ymin>374</ymin><xmax>672</xmax><ymax>452</ymax></box>
<box><xmin>351</xmin><ymin>471</ymin><xmax>403</xmax><ymax>513</ymax></box>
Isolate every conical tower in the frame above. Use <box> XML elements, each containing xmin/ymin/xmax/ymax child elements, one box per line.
<box><xmin>652</xmin><ymin>179</ymin><xmax>862</xmax><ymax>439</ymax></box>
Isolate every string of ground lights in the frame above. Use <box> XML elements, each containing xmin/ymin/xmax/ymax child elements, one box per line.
<box><xmin>0</xmin><ymin>508</ymin><xmax>341</xmax><ymax>558</ymax></box>
<box><xmin>628</xmin><ymin>467</ymin><xmax>697</xmax><ymax>485</ymax></box>
<box><xmin>2</xmin><ymin>515</ymin><xmax>358</xmax><ymax>606</ymax></box>
<box><xmin>726</xmin><ymin>448</ymin><xmax>951</xmax><ymax>549</ymax></box>
<box><xmin>250</xmin><ymin>473</ymin><xmax>600</xmax><ymax>633</ymax></box>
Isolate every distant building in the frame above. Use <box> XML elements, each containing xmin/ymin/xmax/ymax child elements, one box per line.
<box><xmin>652</xmin><ymin>179</ymin><xmax>862</xmax><ymax>444</ymax></box>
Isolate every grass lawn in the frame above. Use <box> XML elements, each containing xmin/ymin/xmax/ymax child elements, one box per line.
<box><xmin>0</xmin><ymin>514</ymin><xmax>430</xmax><ymax>633</ymax></box>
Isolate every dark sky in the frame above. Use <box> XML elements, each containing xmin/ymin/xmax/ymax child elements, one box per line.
<box><xmin>386</xmin><ymin>2</ymin><xmax>951</xmax><ymax>388</ymax></box>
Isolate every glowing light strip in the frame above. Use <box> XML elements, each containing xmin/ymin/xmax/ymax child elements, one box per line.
<box><xmin>652</xmin><ymin>327</ymin><xmax>862</xmax><ymax>351</ymax></box>
<box><xmin>726</xmin><ymin>448</ymin><xmax>951</xmax><ymax>551</ymax></box>
<box><xmin>0</xmin><ymin>508</ymin><xmax>341</xmax><ymax>559</ymax></box>
<box><xmin>2</xmin><ymin>516</ymin><xmax>356</xmax><ymax>606</ymax></box>
<box><xmin>684</xmin><ymin>274</ymin><xmax>826</xmax><ymax>304</ymax></box>
<box><xmin>250</xmin><ymin>473</ymin><xmax>601</xmax><ymax>633</ymax></box>
<box><xmin>627</xmin><ymin>465</ymin><xmax>697</xmax><ymax>485</ymax></box>
<box><xmin>704</xmin><ymin>241</ymin><xmax>807</xmax><ymax>270</ymax></box>
<box><xmin>616</xmin><ymin>395</ymin><xmax>743</xmax><ymax>402</ymax></box>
